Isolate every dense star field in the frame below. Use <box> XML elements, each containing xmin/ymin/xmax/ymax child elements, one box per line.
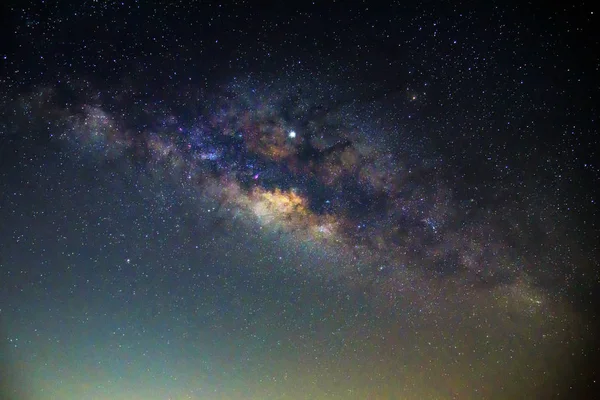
<box><xmin>0</xmin><ymin>1</ymin><xmax>598</xmax><ymax>399</ymax></box>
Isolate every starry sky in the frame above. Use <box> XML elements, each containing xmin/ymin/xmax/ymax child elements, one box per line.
<box><xmin>0</xmin><ymin>1</ymin><xmax>598</xmax><ymax>399</ymax></box>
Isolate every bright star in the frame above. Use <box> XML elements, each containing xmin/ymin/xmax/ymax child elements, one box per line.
<box><xmin>288</xmin><ymin>130</ymin><xmax>296</xmax><ymax>138</ymax></box>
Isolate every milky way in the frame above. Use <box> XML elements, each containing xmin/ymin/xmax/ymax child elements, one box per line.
<box><xmin>15</xmin><ymin>75</ymin><xmax>573</xmax><ymax>313</ymax></box>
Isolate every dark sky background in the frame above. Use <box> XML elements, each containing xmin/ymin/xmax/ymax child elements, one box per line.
<box><xmin>0</xmin><ymin>1</ymin><xmax>598</xmax><ymax>399</ymax></box>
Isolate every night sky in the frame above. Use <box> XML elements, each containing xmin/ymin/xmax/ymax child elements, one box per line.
<box><xmin>0</xmin><ymin>1</ymin><xmax>598</xmax><ymax>399</ymax></box>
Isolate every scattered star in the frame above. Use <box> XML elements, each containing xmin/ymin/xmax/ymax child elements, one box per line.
<box><xmin>0</xmin><ymin>1</ymin><xmax>597</xmax><ymax>400</ymax></box>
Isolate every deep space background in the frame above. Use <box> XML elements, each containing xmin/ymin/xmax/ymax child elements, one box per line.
<box><xmin>0</xmin><ymin>1</ymin><xmax>598</xmax><ymax>399</ymax></box>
